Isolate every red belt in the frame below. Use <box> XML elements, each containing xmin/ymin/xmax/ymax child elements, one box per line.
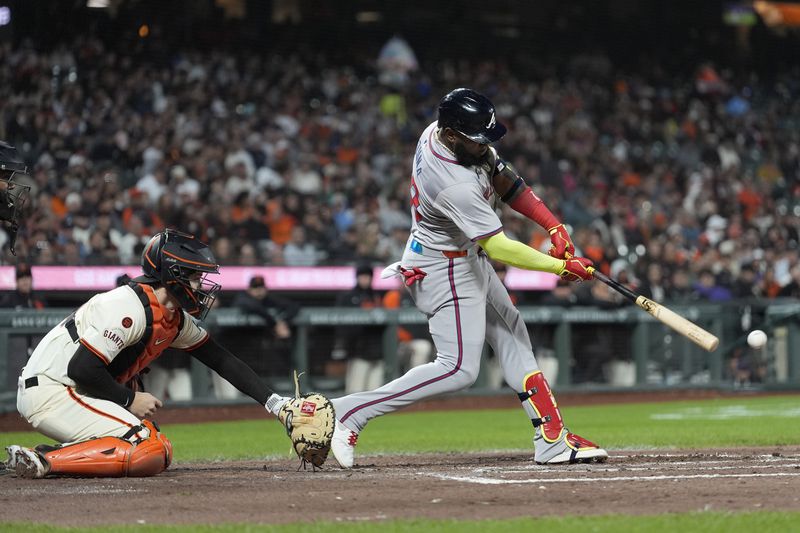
<box><xmin>442</xmin><ymin>250</ymin><xmax>468</xmax><ymax>259</ymax></box>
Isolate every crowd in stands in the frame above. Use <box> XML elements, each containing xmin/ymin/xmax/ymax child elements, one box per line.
<box><xmin>1</xmin><ymin>38</ymin><xmax>799</xmax><ymax>303</ymax></box>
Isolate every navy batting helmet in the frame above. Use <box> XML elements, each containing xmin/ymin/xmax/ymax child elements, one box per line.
<box><xmin>135</xmin><ymin>229</ymin><xmax>221</xmax><ymax>320</ymax></box>
<box><xmin>437</xmin><ymin>88</ymin><xmax>507</xmax><ymax>144</ymax></box>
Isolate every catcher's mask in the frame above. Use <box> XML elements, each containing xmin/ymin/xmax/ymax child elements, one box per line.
<box><xmin>0</xmin><ymin>141</ymin><xmax>32</xmax><ymax>256</ymax></box>
<box><xmin>135</xmin><ymin>229</ymin><xmax>221</xmax><ymax>320</ymax></box>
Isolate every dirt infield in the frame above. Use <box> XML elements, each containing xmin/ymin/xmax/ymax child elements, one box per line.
<box><xmin>2</xmin><ymin>447</ymin><xmax>799</xmax><ymax>525</ymax></box>
<box><xmin>2</xmin><ymin>392</ymin><xmax>798</xmax><ymax>525</ymax></box>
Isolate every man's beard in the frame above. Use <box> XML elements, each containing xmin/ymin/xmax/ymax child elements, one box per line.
<box><xmin>453</xmin><ymin>142</ymin><xmax>488</xmax><ymax>168</ymax></box>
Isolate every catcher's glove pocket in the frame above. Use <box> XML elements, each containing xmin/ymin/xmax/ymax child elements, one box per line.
<box><xmin>278</xmin><ymin>373</ymin><xmax>336</xmax><ymax>470</ymax></box>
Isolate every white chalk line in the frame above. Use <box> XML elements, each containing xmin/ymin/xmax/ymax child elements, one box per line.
<box><xmin>423</xmin><ymin>471</ymin><xmax>800</xmax><ymax>485</ymax></box>
<box><xmin>471</xmin><ymin>457</ymin><xmax>800</xmax><ymax>474</ymax></box>
<box><xmin>612</xmin><ymin>453</ymin><xmax>800</xmax><ymax>460</ymax></box>
<box><xmin>474</xmin><ymin>463</ymin><xmax>800</xmax><ymax>475</ymax></box>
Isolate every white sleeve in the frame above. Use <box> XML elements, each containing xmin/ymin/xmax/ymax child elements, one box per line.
<box><xmin>77</xmin><ymin>295</ymin><xmax>146</xmax><ymax>364</ymax></box>
<box><xmin>435</xmin><ymin>183</ymin><xmax>503</xmax><ymax>242</ymax></box>
<box><xmin>171</xmin><ymin>311</ymin><xmax>209</xmax><ymax>350</ymax></box>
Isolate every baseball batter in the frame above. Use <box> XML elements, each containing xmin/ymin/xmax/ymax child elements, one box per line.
<box><xmin>331</xmin><ymin>88</ymin><xmax>608</xmax><ymax>467</ymax></box>
<box><xmin>5</xmin><ymin>230</ymin><xmax>290</xmax><ymax>478</ymax></box>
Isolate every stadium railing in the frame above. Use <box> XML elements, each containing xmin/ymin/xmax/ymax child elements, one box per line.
<box><xmin>0</xmin><ymin>302</ymin><xmax>798</xmax><ymax>412</ymax></box>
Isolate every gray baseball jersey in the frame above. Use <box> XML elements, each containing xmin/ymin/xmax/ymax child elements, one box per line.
<box><xmin>409</xmin><ymin>122</ymin><xmax>503</xmax><ymax>250</ymax></box>
<box><xmin>331</xmin><ymin>122</ymin><xmax>572</xmax><ymax>463</ymax></box>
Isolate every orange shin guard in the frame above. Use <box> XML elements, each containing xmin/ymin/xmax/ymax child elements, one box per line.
<box><xmin>44</xmin><ymin>424</ymin><xmax>172</xmax><ymax>477</ymax></box>
<box><xmin>520</xmin><ymin>371</ymin><xmax>565</xmax><ymax>443</ymax></box>
<box><xmin>142</xmin><ymin>419</ymin><xmax>173</xmax><ymax>470</ymax></box>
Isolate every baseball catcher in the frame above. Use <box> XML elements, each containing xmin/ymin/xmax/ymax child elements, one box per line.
<box><xmin>4</xmin><ymin>229</ymin><xmax>331</xmax><ymax>478</ymax></box>
<box><xmin>0</xmin><ymin>141</ymin><xmax>31</xmax><ymax>256</ymax></box>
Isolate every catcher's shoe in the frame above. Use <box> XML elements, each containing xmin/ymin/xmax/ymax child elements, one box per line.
<box><xmin>535</xmin><ymin>432</ymin><xmax>608</xmax><ymax>465</ymax></box>
<box><xmin>5</xmin><ymin>445</ymin><xmax>49</xmax><ymax>479</ymax></box>
<box><xmin>331</xmin><ymin>419</ymin><xmax>358</xmax><ymax>468</ymax></box>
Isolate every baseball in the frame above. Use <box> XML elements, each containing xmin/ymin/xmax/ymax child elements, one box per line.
<box><xmin>747</xmin><ymin>329</ymin><xmax>767</xmax><ymax>349</ymax></box>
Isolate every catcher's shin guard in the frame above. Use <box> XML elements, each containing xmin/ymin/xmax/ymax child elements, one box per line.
<box><xmin>43</xmin><ymin>421</ymin><xmax>172</xmax><ymax>477</ymax></box>
<box><xmin>519</xmin><ymin>371</ymin><xmax>565</xmax><ymax>443</ymax></box>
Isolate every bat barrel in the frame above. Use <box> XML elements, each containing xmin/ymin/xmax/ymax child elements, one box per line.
<box><xmin>589</xmin><ymin>267</ymin><xmax>719</xmax><ymax>352</ymax></box>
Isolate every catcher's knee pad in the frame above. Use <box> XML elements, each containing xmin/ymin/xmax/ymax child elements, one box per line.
<box><xmin>141</xmin><ymin>419</ymin><xmax>172</xmax><ymax>469</ymax></box>
<box><xmin>43</xmin><ymin>425</ymin><xmax>172</xmax><ymax>477</ymax></box>
<box><xmin>519</xmin><ymin>371</ymin><xmax>565</xmax><ymax>443</ymax></box>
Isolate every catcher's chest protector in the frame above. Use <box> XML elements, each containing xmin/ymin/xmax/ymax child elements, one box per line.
<box><xmin>110</xmin><ymin>283</ymin><xmax>181</xmax><ymax>384</ymax></box>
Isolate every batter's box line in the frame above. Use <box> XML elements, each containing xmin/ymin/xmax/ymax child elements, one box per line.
<box><xmin>470</xmin><ymin>457</ymin><xmax>800</xmax><ymax>474</ymax></box>
<box><xmin>473</xmin><ymin>463</ymin><xmax>800</xmax><ymax>475</ymax></box>
<box><xmin>612</xmin><ymin>452</ymin><xmax>800</xmax><ymax>459</ymax></box>
<box><xmin>422</xmin><ymin>472</ymin><xmax>800</xmax><ymax>485</ymax></box>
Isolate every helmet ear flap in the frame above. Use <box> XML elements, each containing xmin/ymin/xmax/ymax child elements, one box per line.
<box><xmin>140</xmin><ymin>231</ymin><xmax>166</xmax><ymax>281</ymax></box>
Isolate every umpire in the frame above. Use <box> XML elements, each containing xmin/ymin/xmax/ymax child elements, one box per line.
<box><xmin>0</xmin><ymin>141</ymin><xmax>32</xmax><ymax>256</ymax></box>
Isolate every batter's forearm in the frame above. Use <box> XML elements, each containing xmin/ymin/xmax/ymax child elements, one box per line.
<box><xmin>492</xmin><ymin>157</ymin><xmax>560</xmax><ymax>230</ymax></box>
<box><xmin>478</xmin><ymin>232</ymin><xmax>565</xmax><ymax>274</ymax></box>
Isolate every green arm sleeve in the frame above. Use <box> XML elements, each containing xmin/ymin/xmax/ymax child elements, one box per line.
<box><xmin>478</xmin><ymin>232</ymin><xmax>566</xmax><ymax>274</ymax></box>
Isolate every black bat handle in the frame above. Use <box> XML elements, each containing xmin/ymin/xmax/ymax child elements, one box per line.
<box><xmin>587</xmin><ymin>266</ymin><xmax>639</xmax><ymax>303</ymax></box>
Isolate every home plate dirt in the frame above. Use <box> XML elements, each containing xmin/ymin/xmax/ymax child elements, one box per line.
<box><xmin>2</xmin><ymin>447</ymin><xmax>799</xmax><ymax>526</ymax></box>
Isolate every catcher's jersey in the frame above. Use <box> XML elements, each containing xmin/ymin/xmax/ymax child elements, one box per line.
<box><xmin>22</xmin><ymin>284</ymin><xmax>206</xmax><ymax>386</ymax></box>
<box><xmin>409</xmin><ymin>121</ymin><xmax>502</xmax><ymax>251</ymax></box>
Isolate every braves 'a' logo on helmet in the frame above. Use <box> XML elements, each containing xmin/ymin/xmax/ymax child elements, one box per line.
<box><xmin>437</xmin><ymin>88</ymin><xmax>506</xmax><ymax>144</ymax></box>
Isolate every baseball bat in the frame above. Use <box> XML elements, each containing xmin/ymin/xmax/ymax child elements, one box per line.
<box><xmin>587</xmin><ymin>267</ymin><xmax>719</xmax><ymax>352</ymax></box>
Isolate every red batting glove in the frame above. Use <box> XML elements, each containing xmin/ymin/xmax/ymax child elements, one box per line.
<box><xmin>400</xmin><ymin>266</ymin><xmax>427</xmax><ymax>286</ymax></box>
<box><xmin>559</xmin><ymin>257</ymin><xmax>594</xmax><ymax>282</ymax></box>
<box><xmin>548</xmin><ymin>224</ymin><xmax>576</xmax><ymax>259</ymax></box>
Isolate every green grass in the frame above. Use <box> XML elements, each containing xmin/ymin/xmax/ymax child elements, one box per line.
<box><xmin>2</xmin><ymin>512</ymin><xmax>800</xmax><ymax>533</ymax></box>
<box><xmin>3</xmin><ymin>396</ymin><xmax>799</xmax><ymax>531</ymax></box>
<box><xmin>2</xmin><ymin>395</ymin><xmax>799</xmax><ymax>461</ymax></box>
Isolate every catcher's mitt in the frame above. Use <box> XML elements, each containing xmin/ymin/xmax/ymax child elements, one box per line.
<box><xmin>278</xmin><ymin>372</ymin><xmax>335</xmax><ymax>469</ymax></box>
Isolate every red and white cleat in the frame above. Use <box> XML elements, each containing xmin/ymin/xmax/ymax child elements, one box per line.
<box><xmin>536</xmin><ymin>432</ymin><xmax>608</xmax><ymax>465</ymax></box>
<box><xmin>330</xmin><ymin>420</ymin><xmax>359</xmax><ymax>469</ymax></box>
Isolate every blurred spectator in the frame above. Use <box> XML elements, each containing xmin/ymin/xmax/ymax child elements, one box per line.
<box><xmin>778</xmin><ymin>263</ymin><xmax>800</xmax><ymax>298</ymax></box>
<box><xmin>283</xmin><ymin>226</ymin><xmax>321</xmax><ymax>266</ymax></box>
<box><xmin>0</xmin><ymin>38</ymin><xmax>797</xmax><ymax>308</ymax></box>
<box><xmin>233</xmin><ymin>275</ymin><xmax>299</xmax><ymax>341</ymax></box>
<box><xmin>693</xmin><ymin>269</ymin><xmax>733</xmax><ymax>302</ymax></box>
<box><xmin>142</xmin><ymin>350</ymin><xmax>194</xmax><ymax>402</ymax></box>
<box><xmin>732</xmin><ymin>264</ymin><xmax>761</xmax><ymax>299</ymax></box>
<box><xmin>572</xmin><ymin>279</ymin><xmax>628</xmax><ymax>384</ymax></box>
<box><xmin>382</xmin><ymin>287</ymin><xmax>433</xmax><ymax>374</ymax></box>
<box><xmin>332</xmin><ymin>265</ymin><xmax>385</xmax><ymax>393</ymax></box>
<box><xmin>0</xmin><ymin>264</ymin><xmax>45</xmax><ymax>309</ymax></box>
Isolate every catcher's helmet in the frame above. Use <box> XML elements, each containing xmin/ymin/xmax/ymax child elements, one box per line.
<box><xmin>437</xmin><ymin>88</ymin><xmax>507</xmax><ymax>144</ymax></box>
<box><xmin>135</xmin><ymin>229</ymin><xmax>221</xmax><ymax>320</ymax></box>
<box><xmin>0</xmin><ymin>141</ymin><xmax>31</xmax><ymax>256</ymax></box>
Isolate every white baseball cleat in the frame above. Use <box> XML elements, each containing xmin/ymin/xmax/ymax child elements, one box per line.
<box><xmin>535</xmin><ymin>432</ymin><xmax>608</xmax><ymax>465</ymax></box>
<box><xmin>5</xmin><ymin>445</ymin><xmax>49</xmax><ymax>479</ymax></box>
<box><xmin>330</xmin><ymin>419</ymin><xmax>359</xmax><ymax>469</ymax></box>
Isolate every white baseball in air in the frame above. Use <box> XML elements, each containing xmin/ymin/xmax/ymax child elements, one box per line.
<box><xmin>747</xmin><ymin>329</ymin><xmax>767</xmax><ymax>349</ymax></box>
